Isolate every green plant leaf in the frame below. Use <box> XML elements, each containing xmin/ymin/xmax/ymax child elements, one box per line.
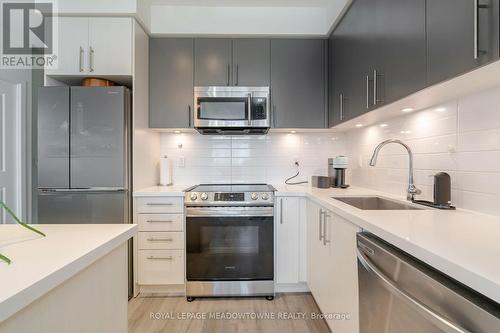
<box><xmin>0</xmin><ymin>201</ymin><xmax>46</xmax><ymax>237</ymax></box>
<box><xmin>0</xmin><ymin>253</ymin><xmax>11</xmax><ymax>265</ymax></box>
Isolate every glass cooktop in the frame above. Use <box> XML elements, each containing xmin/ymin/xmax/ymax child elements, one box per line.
<box><xmin>188</xmin><ymin>184</ymin><xmax>274</xmax><ymax>192</ymax></box>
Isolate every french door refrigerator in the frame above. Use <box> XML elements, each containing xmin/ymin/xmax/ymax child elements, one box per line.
<box><xmin>37</xmin><ymin>86</ymin><xmax>133</xmax><ymax>296</ymax></box>
<box><xmin>37</xmin><ymin>86</ymin><xmax>131</xmax><ymax>225</ymax></box>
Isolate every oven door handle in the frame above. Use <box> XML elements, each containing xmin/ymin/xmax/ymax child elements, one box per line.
<box><xmin>186</xmin><ymin>207</ymin><xmax>274</xmax><ymax>217</ymax></box>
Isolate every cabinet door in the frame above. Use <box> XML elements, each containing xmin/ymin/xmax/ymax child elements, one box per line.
<box><xmin>194</xmin><ymin>39</ymin><xmax>232</xmax><ymax>86</ymax></box>
<box><xmin>150</xmin><ymin>38</ymin><xmax>194</xmax><ymax>128</ymax></box>
<box><xmin>343</xmin><ymin>0</ymin><xmax>376</xmax><ymax>120</ymax></box>
<box><xmin>324</xmin><ymin>213</ymin><xmax>360</xmax><ymax>333</ymax></box>
<box><xmin>375</xmin><ymin>0</ymin><xmax>426</xmax><ymax>104</ymax></box>
<box><xmin>46</xmin><ymin>17</ymin><xmax>88</xmax><ymax>75</ymax></box>
<box><xmin>270</xmin><ymin>39</ymin><xmax>326</xmax><ymax>128</ymax></box>
<box><xmin>306</xmin><ymin>200</ymin><xmax>322</xmax><ymax>296</ymax></box>
<box><xmin>276</xmin><ymin>197</ymin><xmax>301</xmax><ymax>284</ymax></box>
<box><xmin>329</xmin><ymin>13</ymin><xmax>354</xmax><ymax>126</ymax></box>
<box><xmin>88</xmin><ymin>18</ymin><xmax>132</xmax><ymax>75</ymax></box>
<box><xmin>427</xmin><ymin>0</ymin><xmax>499</xmax><ymax>85</ymax></box>
<box><xmin>232</xmin><ymin>39</ymin><xmax>270</xmax><ymax>86</ymax></box>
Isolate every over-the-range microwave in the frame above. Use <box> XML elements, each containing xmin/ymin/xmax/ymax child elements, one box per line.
<box><xmin>193</xmin><ymin>86</ymin><xmax>270</xmax><ymax>135</ymax></box>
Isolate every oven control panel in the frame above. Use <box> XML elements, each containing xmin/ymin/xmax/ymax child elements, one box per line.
<box><xmin>214</xmin><ymin>193</ymin><xmax>244</xmax><ymax>201</ymax></box>
<box><xmin>185</xmin><ymin>191</ymin><xmax>274</xmax><ymax>206</ymax></box>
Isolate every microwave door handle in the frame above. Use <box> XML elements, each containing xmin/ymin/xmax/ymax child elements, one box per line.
<box><xmin>247</xmin><ymin>93</ymin><xmax>252</xmax><ymax>125</ymax></box>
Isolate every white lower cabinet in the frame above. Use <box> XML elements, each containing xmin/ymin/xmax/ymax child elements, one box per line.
<box><xmin>307</xmin><ymin>199</ymin><xmax>360</xmax><ymax>333</ymax></box>
<box><xmin>138</xmin><ymin>250</ymin><xmax>184</xmax><ymax>285</ymax></box>
<box><xmin>275</xmin><ymin>196</ymin><xmax>307</xmax><ymax>288</ymax></box>
<box><xmin>134</xmin><ymin>196</ymin><xmax>185</xmax><ymax>293</ymax></box>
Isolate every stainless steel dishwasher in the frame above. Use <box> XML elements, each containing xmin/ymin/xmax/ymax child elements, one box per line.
<box><xmin>357</xmin><ymin>233</ymin><xmax>500</xmax><ymax>333</ymax></box>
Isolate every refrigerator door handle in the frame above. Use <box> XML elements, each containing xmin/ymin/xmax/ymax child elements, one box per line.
<box><xmin>39</xmin><ymin>188</ymin><xmax>126</xmax><ymax>193</ymax></box>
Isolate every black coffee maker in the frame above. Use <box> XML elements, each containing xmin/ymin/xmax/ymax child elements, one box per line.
<box><xmin>328</xmin><ymin>156</ymin><xmax>349</xmax><ymax>188</ymax></box>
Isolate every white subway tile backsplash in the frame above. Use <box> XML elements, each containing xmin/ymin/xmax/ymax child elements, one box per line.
<box><xmin>347</xmin><ymin>86</ymin><xmax>500</xmax><ymax>216</ymax></box>
<box><xmin>159</xmin><ymin>132</ymin><xmax>346</xmax><ymax>186</ymax></box>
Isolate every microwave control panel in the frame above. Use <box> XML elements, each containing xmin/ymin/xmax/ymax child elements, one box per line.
<box><xmin>251</xmin><ymin>97</ymin><xmax>267</xmax><ymax>120</ymax></box>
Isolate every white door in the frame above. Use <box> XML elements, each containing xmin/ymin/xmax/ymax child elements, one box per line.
<box><xmin>88</xmin><ymin>18</ymin><xmax>132</xmax><ymax>75</ymax></box>
<box><xmin>0</xmin><ymin>80</ymin><xmax>22</xmax><ymax>223</ymax></box>
<box><xmin>46</xmin><ymin>17</ymin><xmax>89</xmax><ymax>75</ymax></box>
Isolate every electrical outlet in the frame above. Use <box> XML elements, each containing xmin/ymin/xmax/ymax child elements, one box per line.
<box><xmin>178</xmin><ymin>156</ymin><xmax>185</xmax><ymax>168</ymax></box>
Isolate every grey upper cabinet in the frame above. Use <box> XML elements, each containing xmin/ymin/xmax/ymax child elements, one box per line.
<box><xmin>375</xmin><ymin>0</ymin><xmax>426</xmax><ymax>104</ymax></box>
<box><xmin>150</xmin><ymin>38</ymin><xmax>194</xmax><ymax>128</ymax></box>
<box><xmin>194</xmin><ymin>38</ymin><xmax>232</xmax><ymax>86</ymax></box>
<box><xmin>427</xmin><ymin>0</ymin><xmax>499</xmax><ymax>85</ymax></box>
<box><xmin>232</xmin><ymin>39</ymin><xmax>270</xmax><ymax>86</ymax></box>
<box><xmin>271</xmin><ymin>39</ymin><xmax>326</xmax><ymax>128</ymax></box>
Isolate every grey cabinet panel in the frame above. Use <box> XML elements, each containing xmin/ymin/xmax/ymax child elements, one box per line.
<box><xmin>427</xmin><ymin>0</ymin><xmax>499</xmax><ymax>85</ymax></box>
<box><xmin>70</xmin><ymin>87</ymin><xmax>126</xmax><ymax>188</ymax></box>
<box><xmin>271</xmin><ymin>39</ymin><xmax>326</xmax><ymax>128</ymax></box>
<box><xmin>194</xmin><ymin>38</ymin><xmax>232</xmax><ymax>86</ymax></box>
<box><xmin>376</xmin><ymin>0</ymin><xmax>426</xmax><ymax>103</ymax></box>
<box><xmin>150</xmin><ymin>38</ymin><xmax>194</xmax><ymax>128</ymax></box>
<box><xmin>232</xmin><ymin>39</ymin><xmax>270</xmax><ymax>86</ymax></box>
<box><xmin>37</xmin><ymin>87</ymin><xmax>70</xmax><ymax>188</ymax></box>
<box><xmin>344</xmin><ymin>0</ymin><xmax>375</xmax><ymax>120</ymax></box>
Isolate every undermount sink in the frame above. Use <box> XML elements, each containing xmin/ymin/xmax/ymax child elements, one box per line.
<box><xmin>332</xmin><ymin>196</ymin><xmax>426</xmax><ymax>210</ymax></box>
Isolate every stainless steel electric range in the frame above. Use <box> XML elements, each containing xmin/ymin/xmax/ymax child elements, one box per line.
<box><xmin>184</xmin><ymin>184</ymin><xmax>276</xmax><ymax>301</ymax></box>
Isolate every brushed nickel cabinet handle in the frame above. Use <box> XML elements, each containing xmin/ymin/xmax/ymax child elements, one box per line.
<box><xmin>318</xmin><ymin>209</ymin><xmax>324</xmax><ymax>241</ymax></box>
<box><xmin>79</xmin><ymin>46</ymin><xmax>84</xmax><ymax>72</ymax></box>
<box><xmin>147</xmin><ymin>238</ymin><xmax>173</xmax><ymax>242</ymax></box>
<box><xmin>146</xmin><ymin>220</ymin><xmax>174</xmax><ymax>223</ymax></box>
<box><xmin>146</xmin><ymin>203</ymin><xmax>173</xmax><ymax>206</ymax></box>
<box><xmin>147</xmin><ymin>256</ymin><xmax>173</xmax><ymax>260</ymax></box>
<box><xmin>227</xmin><ymin>64</ymin><xmax>230</xmax><ymax>86</ymax></box>
<box><xmin>339</xmin><ymin>93</ymin><xmax>344</xmax><ymax>121</ymax></box>
<box><xmin>366</xmin><ymin>75</ymin><xmax>370</xmax><ymax>109</ymax></box>
<box><xmin>236</xmin><ymin>64</ymin><xmax>239</xmax><ymax>86</ymax></box>
<box><xmin>323</xmin><ymin>213</ymin><xmax>331</xmax><ymax>246</ymax></box>
<box><xmin>89</xmin><ymin>46</ymin><xmax>95</xmax><ymax>72</ymax></box>
<box><xmin>280</xmin><ymin>198</ymin><xmax>283</xmax><ymax>224</ymax></box>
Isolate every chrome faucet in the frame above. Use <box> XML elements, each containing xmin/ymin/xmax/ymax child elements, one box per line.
<box><xmin>369</xmin><ymin>139</ymin><xmax>421</xmax><ymax>201</ymax></box>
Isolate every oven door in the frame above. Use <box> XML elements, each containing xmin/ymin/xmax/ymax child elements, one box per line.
<box><xmin>186</xmin><ymin>206</ymin><xmax>274</xmax><ymax>281</ymax></box>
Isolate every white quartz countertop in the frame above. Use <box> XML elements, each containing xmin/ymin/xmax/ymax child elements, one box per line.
<box><xmin>133</xmin><ymin>185</ymin><xmax>190</xmax><ymax>197</ymax></box>
<box><xmin>0</xmin><ymin>224</ymin><xmax>137</xmax><ymax>322</ymax></box>
<box><xmin>133</xmin><ymin>184</ymin><xmax>500</xmax><ymax>303</ymax></box>
<box><xmin>274</xmin><ymin>184</ymin><xmax>500</xmax><ymax>304</ymax></box>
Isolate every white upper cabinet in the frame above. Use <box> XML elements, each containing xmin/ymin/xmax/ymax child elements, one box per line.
<box><xmin>88</xmin><ymin>18</ymin><xmax>132</xmax><ymax>75</ymax></box>
<box><xmin>47</xmin><ymin>17</ymin><xmax>88</xmax><ymax>75</ymax></box>
<box><xmin>47</xmin><ymin>17</ymin><xmax>132</xmax><ymax>76</ymax></box>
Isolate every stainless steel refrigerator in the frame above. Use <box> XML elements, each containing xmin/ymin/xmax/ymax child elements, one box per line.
<box><xmin>37</xmin><ymin>86</ymin><xmax>133</xmax><ymax>296</ymax></box>
<box><xmin>37</xmin><ymin>86</ymin><xmax>131</xmax><ymax>225</ymax></box>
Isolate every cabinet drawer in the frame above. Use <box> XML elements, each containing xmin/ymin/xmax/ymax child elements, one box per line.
<box><xmin>136</xmin><ymin>197</ymin><xmax>183</xmax><ymax>213</ymax></box>
<box><xmin>138</xmin><ymin>232</ymin><xmax>184</xmax><ymax>250</ymax></box>
<box><xmin>137</xmin><ymin>214</ymin><xmax>184</xmax><ymax>232</ymax></box>
<box><xmin>138</xmin><ymin>250</ymin><xmax>184</xmax><ymax>285</ymax></box>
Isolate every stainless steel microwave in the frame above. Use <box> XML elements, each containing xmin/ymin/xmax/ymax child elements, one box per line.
<box><xmin>194</xmin><ymin>86</ymin><xmax>270</xmax><ymax>135</ymax></box>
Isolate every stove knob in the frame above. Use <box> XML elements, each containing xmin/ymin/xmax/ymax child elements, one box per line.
<box><xmin>190</xmin><ymin>193</ymin><xmax>198</xmax><ymax>201</ymax></box>
<box><xmin>251</xmin><ymin>193</ymin><xmax>259</xmax><ymax>200</ymax></box>
<box><xmin>201</xmin><ymin>193</ymin><xmax>208</xmax><ymax>201</ymax></box>
<box><xmin>261</xmin><ymin>193</ymin><xmax>269</xmax><ymax>200</ymax></box>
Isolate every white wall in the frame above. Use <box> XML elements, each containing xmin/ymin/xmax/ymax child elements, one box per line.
<box><xmin>346</xmin><ymin>85</ymin><xmax>500</xmax><ymax>217</ymax></box>
<box><xmin>159</xmin><ymin>132</ymin><xmax>346</xmax><ymax>185</ymax></box>
<box><xmin>132</xmin><ymin>21</ymin><xmax>161</xmax><ymax>190</ymax></box>
<box><xmin>150</xmin><ymin>6</ymin><xmax>328</xmax><ymax>36</ymax></box>
<box><xmin>56</xmin><ymin>0</ymin><xmax>137</xmax><ymax>15</ymax></box>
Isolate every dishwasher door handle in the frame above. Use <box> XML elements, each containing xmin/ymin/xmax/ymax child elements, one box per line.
<box><xmin>357</xmin><ymin>249</ymin><xmax>471</xmax><ymax>333</ymax></box>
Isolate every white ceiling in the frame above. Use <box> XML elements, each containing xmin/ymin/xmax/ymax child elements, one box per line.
<box><xmin>146</xmin><ymin>0</ymin><xmax>334</xmax><ymax>7</ymax></box>
<box><xmin>57</xmin><ymin>0</ymin><xmax>351</xmax><ymax>36</ymax></box>
<box><xmin>144</xmin><ymin>0</ymin><xmax>350</xmax><ymax>36</ymax></box>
